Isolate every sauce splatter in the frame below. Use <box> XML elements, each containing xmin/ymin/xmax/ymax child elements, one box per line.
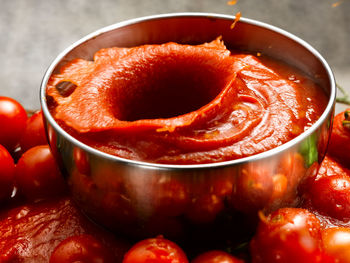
<box><xmin>230</xmin><ymin>12</ymin><xmax>241</xmax><ymax>30</ymax></box>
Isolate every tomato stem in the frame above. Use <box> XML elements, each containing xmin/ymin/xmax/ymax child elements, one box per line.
<box><xmin>343</xmin><ymin>110</ymin><xmax>350</xmax><ymax>128</ymax></box>
<box><xmin>336</xmin><ymin>84</ymin><xmax>350</xmax><ymax>105</ymax></box>
<box><xmin>25</xmin><ymin>109</ymin><xmax>37</xmax><ymax>117</ymax></box>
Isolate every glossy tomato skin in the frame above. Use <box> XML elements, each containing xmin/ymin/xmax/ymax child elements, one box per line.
<box><xmin>0</xmin><ymin>144</ymin><xmax>15</xmax><ymax>202</ymax></box>
<box><xmin>15</xmin><ymin>145</ymin><xmax>66</xmax><ymax>200</ymax></box>
<box><xmin>122</xmin><ymin>236</ymin><xmax>189</xmax><ymax>263</ymax></box>
<box><xmin>308</xmin><ymin>174</ymin><xmax>350</xmax><ymax>221</ymax></box>
<box><xmin>50</xmin><ymin>234</ymin><xmax>114</xmax><ymax>263</ymax></box>
<box><xmin>19</xmin><ymin>110</ymin><xmax>47</xmax><ymax>152</ymax></box>
<box><xmin>328</xmin><ymin>109</ymin><xmax>350</xmax><ymax>168</ymax></box>
<box><xmin>250</xmin><ymin>208</ymin><xmax>329</xmax><ymax>263</ymax></box>
<box><xmin>315</xmin><ymin>155</ymin><xmax>350</xmax><ymax>180</ymax></box>
<box><xmin>322</xmin><ymin>227</ymin><xmax>350</xmax><ymax>263</ymax></box>
<box><xmin>0</xmin><ymin>96</ymin><xmax>27</xmax><ymax>151</ymax></box>
<box><xmin>191</xmin><ymin>250</ymin><xmax>243</xmax><ymax>263</ymax></box>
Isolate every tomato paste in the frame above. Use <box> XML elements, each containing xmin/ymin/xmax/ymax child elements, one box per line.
<box><xmin>47</xmin><ymin>39</ymin><xmax>327</xmax><ymax>164</ymax></box>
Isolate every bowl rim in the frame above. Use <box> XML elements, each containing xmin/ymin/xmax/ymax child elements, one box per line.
<box><xmin>40</xmin><ymin>12</ymin><xmax>336</xmax><ymax>171</ymax></box>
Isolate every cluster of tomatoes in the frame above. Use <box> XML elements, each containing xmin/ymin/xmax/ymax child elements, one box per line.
<box><xmin>1</xmin><ymin>94</ymin><xmax>350</xmax><ymax>263</ymax></box>
<box><xmin>0</xmin><ymin>96</ymin><xmax>66</xmax><ymax>203</ymax></box>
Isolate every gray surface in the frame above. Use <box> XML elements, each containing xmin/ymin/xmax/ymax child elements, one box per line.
<box><xmin>1</xmin><ymin>0</ymin><xmax>349</xmax><ymax>111</ymax></box>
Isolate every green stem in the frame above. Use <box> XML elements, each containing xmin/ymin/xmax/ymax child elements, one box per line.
<box><xmin>343</xmin><ymin>110</ymin><xmax>350</xmax><ymax>128</ymax></box>
<box><xmin>336</xmin><ymin>84</ymin><xmax>350</xmax><ymax>105</ymax></box>
<box><xmin>25</xmin><ymin>109</ymin><xmax>37</xmax><ymax>117</ymax></box>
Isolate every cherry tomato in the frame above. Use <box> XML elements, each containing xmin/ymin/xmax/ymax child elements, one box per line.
<box><xmin>191</xmin><ymin>250</ymin><xmax>243</xmax><ymax>263</ymax></box>
<box><xmin>50</xmin><ymin>234</ymin><xmax>114</xmax><ymax>263</ymax></box>
<box><xmin>15</xmin><ymin>145</ymin><xmax>66</xmax><ymax>200</ymax></box>
<box><xmin>250</xmin><ymin>208</ymin><xmax>327</xmax><ymax>263</ymax></box>
<box><xmin>308</xmin><ymin>174</ymin><xmax>350</xmax><ymax>221</ymax></box>
<box><xmin>122</xmin><ymin>236</ymin><xmax>188</xmax><ymax>263</ymax></box>
<box><xmin>322</xmin><ymin>227</ymin><xmax>350</xmax><ymax>263</ymax></box>
<box><xmin>0</xmin><ymin>96</ymin><xmax>27</xmax><ymax>151</ymax></box>
<box><xmin>0</xmin><ymin>144</ymin><xmax>15</xmax><ymax>202</ymax></box>
<box><xmin>19</xmin><ymin>110</ymin><xmax>47</xmax><ymax>152</ymax></box>
<box><xmin>328</xmin><ymin>109</ymin><xmax>350</xmax><ymax>168</ymax></box>
<box><xmin>301</xmin><ymin>155</ymin><xmax>350</xmax><ymax>202</ymax></box>
<box><xmin>316</xmin><ymin>155</ymin><xmax>350</xmax><ymax>180</ymax></box>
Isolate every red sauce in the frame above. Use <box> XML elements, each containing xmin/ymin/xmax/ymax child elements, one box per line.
<box><xmin>47</xmin><ymin>39</ymin><xmax>327</xmax><ymax>164</ymax></box>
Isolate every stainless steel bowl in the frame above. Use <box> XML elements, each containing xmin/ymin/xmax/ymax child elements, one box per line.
<box><xmin>40</xmin><ymin>13</ymin><xmax>336</xmax><ymax>242</ymax></box>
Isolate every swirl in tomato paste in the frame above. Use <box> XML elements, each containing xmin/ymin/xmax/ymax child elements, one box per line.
<box><xmin>47</xmin><ymin>39</ymin><xmax>327</xmax><ymax>164</ymax></box>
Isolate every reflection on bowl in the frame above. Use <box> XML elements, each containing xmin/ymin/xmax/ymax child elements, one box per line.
<box><xmin>40</xmin><ymin>13</ymin><xmax>335</xmax><ymax>243</ymax></box>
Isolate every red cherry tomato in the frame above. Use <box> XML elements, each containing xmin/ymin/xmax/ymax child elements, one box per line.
<box><xmin>308</xmin><ymin>174</ymin><xmax>350</xmax><ymax>220</ymax></box>
<box><xmin>15</xmin><ymin>145</ymin><xmax>66</xmax><ymax>200</ymax></box>
<box><xmin>191</xmin><ymin>250</ymin><xmax>243</xmax><ymax>263</ymax></box>
<box><xmin>316</xmin><ymin>155</ymin><xmax>350</xmax><ymax>180</ymax></box>
<box><xmin>0</xmin><ymin>144</ymin><xmax>15</xmax><ymax>202</ymax></box>
<box><xmin>122</xmin><ymin>236</ymin><xmax>188</xmax><ymax>263</ymax></box>
<box><xmin>19</xmin><ymin>110</ymin><xmax>47</xmax><ymax>152</ymax></box>
<box><xmin>50</xmin><ymin>234</ymin><xmax>114</xmax><ymax>263</ymax></box>
<box><xmin>322</xmin><ymin>227</ymin><xmax>350</xmax><ymax>263</ymax></box>
<box><xmin>250</xmin><ymin>208</ymin><xmax>328</xmax><ymax>263</ymax></box>
<box><xmin>0</xmin><ymin>96</ymin><xmax>27</xmax><ymax>151</ymax></box>
<box><xmin>328</xmin><ymin>109</ymin><xmax>350</xmax><ymax>168</ymax></box>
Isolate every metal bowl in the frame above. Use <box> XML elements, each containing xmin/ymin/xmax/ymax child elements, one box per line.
<box><xmin>40</xmin><ymin>13</ymin><xmax>336</xmax><ymax>242</ymax></box>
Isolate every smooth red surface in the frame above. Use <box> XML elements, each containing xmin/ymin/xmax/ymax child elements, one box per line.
<box><xmin>191</xmin><ymin>250</ymin><xmax>243</xmax><ymax>263</ymax></box>
<box><xmin>303</xmin><ymin>155</ymin><xmax>350</xmax><ymax>221</ymax></box>
<box><xmin>122</xmin><ymin>236</ymin><xmax>189</xmax><ymax>263</ymax></box>
<box><xmin>0</xmin><ymin>144</ymin><xmax>15</xmax><ymax>202</ymax></box>
<box><xmin>328</xmin><ymin>109</ymin><xmax>350</xmax><ymax>168</ymax></box>
<box><xmin>0</xmin><ymin>96</ymin><xmax>27</xmax><ymax>151</ymax></box>
<box><xmin>0</xmin><ymin>197</ymin><xmax>130</xmax><ymax>263</ymax></box>
<box><xmin>250</xmin><ymin>208</ymin><xmax>330</xmax><ymax>263</ymax></box>
<box><xmin>315</xmin><ymin>155</ymin><xmax>350</xmax><ymax>181</ymax></box>
<box><xmin>15</xmin><ymin>145</ymin><xmax>66</xmax><ymax>200</ymax></box>
<box><xmin>20</xmin><ymin>110</ymin><xmax>47</xmax><ymax>152</ymax></box>
<box><xmin>309</xmin><ymin>174</ymin><xmax>350</xmax><ymax>221</ymax></box>
<box><xmin>47</xmin><ymin>40</ymin><xmax>327</xmax><ymax>164</ymax></box>
<box><xmin>50</xmin><ymin>234</ymin><xmax>114</xmax><ymax>263</ymax></box>
<box><xmin>322</xmin><ymin>227</ymin><xmax>350</xmax><ymax>263</ymax></box>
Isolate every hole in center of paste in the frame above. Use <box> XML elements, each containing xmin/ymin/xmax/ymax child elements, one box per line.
<box><xmin>111</xmin><ymin>48</ymin><xmax>234</xmax><ymax>121</ymax></box>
